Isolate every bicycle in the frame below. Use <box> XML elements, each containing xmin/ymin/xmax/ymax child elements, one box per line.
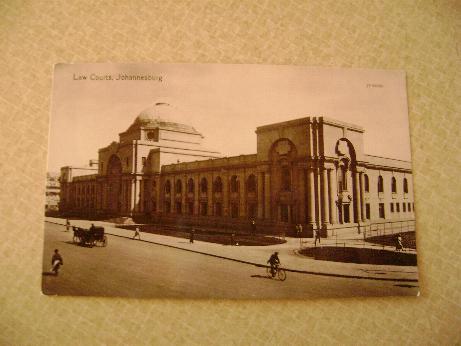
<box><xmin>266</xmin><ymin>264</ymin><xmax>287</xmax><ymax>281</ymax></box>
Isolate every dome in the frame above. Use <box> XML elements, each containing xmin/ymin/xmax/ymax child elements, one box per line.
<box><xmin>128</xmin><ymin>101</ymin><xmax>201</xmax><ymax>135</ymax></box>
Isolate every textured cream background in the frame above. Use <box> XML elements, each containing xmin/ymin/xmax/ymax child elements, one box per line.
<box><xmin>0</xmin><ymin>1</ymin><xmax>460</xmax><ymax>344</ymax></box>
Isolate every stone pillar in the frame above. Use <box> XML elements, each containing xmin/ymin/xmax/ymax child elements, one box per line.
<box><xmin>194</xmin><ymin>174</ymin><xmax>199</xmax><ymax>215</ymax></box>
<box><xmin>264</xmin><ymin>172</ymin><xmax>271</xmax><ymax>219</ymax></box>
<box><xmin>181</xmin><ymin>176</ymin><xmax>186</xmax><ymax>215</ymax></box>
<box><xmin>139</xmin><ymin>179</ymin><xmax>144</xmax><ymax>213</ymax></box>
<box><xmin>353</xmin><ymin>171</ymin><xmax>361</xmax><ymax>223</ymax></box>
<box><xmin>239</xmin><ymin>172</ymin><xmax>246</xmax><ymax>218</ymax></box>
<box><xmin>207</xmin><ymin>174</ymin><xmax>213</xmax><ymax>216</ymax></box>
<box><xmin>328</xmin><ymin>168</ymin><xmax>337</xmax><ymax>224</ymax></box>
<box><xmin>257</xmin><ymin>172</ymin><xmax>264</xmax><ymax>218</ymax></box>
<box><xmin>130</xmin><ymin>179</ymin><xmax>136</xmax><ymax>213</ymax></box>
<box><xmin>307</xmin><ymin>166</ymin><xmax>316</xmax><ymax>225</ymax></box>
<box><xmin>298</xmin><ymin>167</ymin><xmax>306</xmax><ymax>223</ymax></box>
<box><xmin>223</xmin><ymin>172</ymin><xmax>229</xmax><ymax>217</ymax></box>
<box><xmin>359</xmin><ymin>172</ymin><xmax>365</xmax><ymax>221</ymax></box>
<box><xmin>322</xmin><ymin>167</ymin><xmax>329</xmax><ymax>226</ymax></box>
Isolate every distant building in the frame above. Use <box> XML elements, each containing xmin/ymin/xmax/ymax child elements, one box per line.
<box><xmin>59</xmin><ymin>102</ymin><xmax>415</xmax><ymax>235</ymax></box>
<box><xmin>45</xmin><ymin>173</ymin><xmax>61</xmax><ymax>211</ymax></box>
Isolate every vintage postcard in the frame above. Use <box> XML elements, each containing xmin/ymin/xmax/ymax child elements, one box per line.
<box><xmin>43</xmin><ymin>63</ymin><xmax>419</xmax><ymax>298</ymax></box>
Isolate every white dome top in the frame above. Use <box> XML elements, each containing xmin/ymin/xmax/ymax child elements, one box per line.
<box><xmin>128</xmin><ymin>102</ymin><xmax>201</xmax><ymax>135</ymax></box>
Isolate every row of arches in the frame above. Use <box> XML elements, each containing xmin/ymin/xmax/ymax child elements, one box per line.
<box><xmin>163</xmin><ymin>174</ymin><xmax>258</xmax><ymax>195</ymax></box>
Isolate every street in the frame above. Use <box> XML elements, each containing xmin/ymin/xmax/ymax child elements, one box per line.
<box><xmin>42</xmin><ymin>223</ymin><xmax>419</xmax><ymax>299</ymax></box>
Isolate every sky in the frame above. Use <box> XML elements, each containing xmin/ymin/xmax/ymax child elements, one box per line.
<box><xmin>48</xmin><ymin>63</ymin><xmax>412</xmax><ymax>173</ymax></box>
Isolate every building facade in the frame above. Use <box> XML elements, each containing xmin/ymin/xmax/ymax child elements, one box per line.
<box><xmin>59</xmin><ymin>103</ymin><xmax>415</xmax><ymax>236</ymax></box>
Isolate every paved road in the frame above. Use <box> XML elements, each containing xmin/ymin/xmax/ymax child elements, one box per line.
<box><xmin>42</xmin><ymin>223</ymin><xmax>419</xmax><ymax>299</ymax></box>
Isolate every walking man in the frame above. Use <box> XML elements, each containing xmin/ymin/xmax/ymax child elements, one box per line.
<box><xmin>314</xmin><ymin>229</ymin><xmax>321</xmax><ymax>246</ymax></box>
<box><xmin>251</xmin><ymin>219</ymin><xmax>256</xmax><ymax>235</ymax></box>
<box><xmin>133</xmin><ymin>227</ymin><xmax>141</xmax><ymax>240</ymax></box>
<box><xmin>50</xmin><ymin>249</ymin><xmax>63</xmax><ymax>275</ymax></box>
<box><xmin>190</xmin><ymin>229</ymin><xmax>195</xmax><ymax>243</ymax></box>
<box><xmin>65</xmin><ymin>219</ymin><xmax>70</xmax><ymax>232</ymax></box>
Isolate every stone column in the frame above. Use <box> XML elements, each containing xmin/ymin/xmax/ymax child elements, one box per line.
<box><xmin>328</xmin><ymin>167</ymin><xmax>337</xmax><ymax>225</ymax></box>
<box><xmin>194</xmin><ymin>174</ymin><xmax>199</xmax><ymax>215</ymax></box>
<box><xmin>353</xmin><ymin>171</ymin><xmax>361</xmax><ymax>223</ymax></box>
<box><xmin>322</xmin><ymin>167</ymin><xmax>329</xmax><ymax>226</ymax></box>
<box><xmin>130</xmin><ymin>179</ymin><xmax>136</xmax><ymax>213</ymax></box>
<box><xmin>181</xmin><ymin>176</ymin><xmax>186</xmax><ymax>215</ymax></box>
<box><xmin>264</xmin><ymin>172</ymin><xmax>271</xmax><ymax>219</ymax></box>
<box><xmin>359</xmin><ymin>172</ymin><xmax>365</xmax><ymax>221</ymax></box>
<box><xmin>239</xmin><ymin>172</ymin><xmax>246</xmax><ymax>218</ymax></box>
<box><xmin>223</xmin><ymin>172</ymin><xmax>229</xmax><ymax>217</ymax></box>
<box><xmin>257</xmin><ymin>172</ymin><xmax>264</xmax><ymax>218</ymax></box>
<box><xmin>297</xmin><ymin>166</ymin><xmax>306</xmax><ymax>223</ymax></box>
<box><xmin>307</xmin><ymin>166</ymin><xmax>316</xmax><ymax>225</ymax></box>
<box><xmin>207</xmin><ymin>174</ymin><xmax>213</xmax><ymax>216</ymax></box>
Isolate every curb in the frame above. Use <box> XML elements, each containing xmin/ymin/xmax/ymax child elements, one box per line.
<box><xmin>45</xmin><ymin>220</ymin><xmax>419</xmax><ymax>283</ymax></box>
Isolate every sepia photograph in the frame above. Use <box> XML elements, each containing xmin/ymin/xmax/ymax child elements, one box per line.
<box><xmin>43</xmin><ymin>63</ymin><xmax>419</xmax><ymax>299</ymax></box>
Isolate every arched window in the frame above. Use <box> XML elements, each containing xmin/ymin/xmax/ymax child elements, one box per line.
<box><xmin>364</xmin><ymin>174</ymin><xmax>369</xmax><ymax>192</ymax></box>
<box><xmin>188</xmin><ymin>178</ymin><xmax>194</xmax><ymax>193</ymax></box>
<box><xmin>378</xmin><ymin>175</ymin><xmax>384</xmax><ymax>193</ymax></box>
<box><xmin>200</xmin><ymin>177</ymin><xmax>208</xmax><ymax>193</ymax></box>
<box><xmin>281</xmin><ymin>167</ymin><xmax>291</xmax><ymax>191</ymax></box>
<box><xmin>214</xmin><ymin>176</ymin><xmax>223</xmax><ymax>193</ymax></box>
<box><xmin>175</xmin><ymin>179</ymin><xmax>182</xmax><ymax>193</ymax></box>
<box><xmin>391</xmin><ymin>177</ymin><xmax>397</xmax><ymax>193</ymax></box>
<box><xmin>230</xmin><ymin>175</ymin><xmax>239</xmax><ymax>193</ymax></box>
<box><xmin>247</xmin><ymin>174</ymin><xmax>256</xmax><ymax>193</ymax></box>
<box><xmin>403</xmin><ymin>178</ymin><xmax>408</xmax><ymax>193</ymax></box>
<box><xmin>165</xmin><ymin>180</ymin><xmax>171</xmax><ymax>194</ymax></box>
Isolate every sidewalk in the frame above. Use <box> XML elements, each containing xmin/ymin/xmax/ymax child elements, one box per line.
<box><xmin>46</xmin><ymin>217</ymin><xmax>418</xmax><ymax>282</ymax></box>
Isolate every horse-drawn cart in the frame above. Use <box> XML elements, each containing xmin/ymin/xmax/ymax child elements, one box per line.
<box><xmin>72</xmin><ymin>226</ymin><xmax>107</xmax><ymax>247</ymax></box>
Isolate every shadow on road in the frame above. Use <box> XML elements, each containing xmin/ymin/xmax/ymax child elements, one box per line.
<box><xmin>42</xmin><ymin>272</ymin><xmax>56</xmax><ymax>276</ymax></box>
<box><xmin>250</xmin><ymin>274</ymin><xmax>273</xmax><ymax>280</ymax></box>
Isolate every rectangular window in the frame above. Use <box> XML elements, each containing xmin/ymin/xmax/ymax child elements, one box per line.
<box><xmin>390</xmin><ymin>203</ymin><xmax>394</xmax><ymax>213</ymax></box>
<box><xmin>343</xmin><ymin>204</ymin><xmax>350</xmax><ymax>223</ymax></box>
<box><xmin>201</xmin><ymin>202</ymin><xmax>208</xmax><ymax>216</ymax></box>
<box><xmin>231</xmin><ymin>203</ymin><xmax>239</xmax><ymax>218</ymax></box>
<box><xmin>378</xmin><ymin>203</ymin><xmax>385</xmax><ymax>219</ymax></box>
<box><xmin>403</xmin><ymin>203</ymin><xmax>406</xmax><ymax>212</ymax></box>
<box><xmin>365</xmin><ymin>203</ymin><xmax>370</xmax><ymax>219</ymax></box>
<box><xmin>248</xmin><ymin>204</ymin><xmax>257</xmax><ymax>219</ymax></box>
<box><xmin>215</xmin><ymin>203</ymin><xmax>222</xmax><ymax>217</ymax></box>
<box><xmin>280</xmin><ymin>204</ymin><xmax>289</xmax><ymax>222</ymax></box>
<box><xmin>176</xmin><ymin>202</ymin><xmax>182</xmax><ymax>214</ymax></box>
<box><xmin>188</xmin><ymin>202</ymin><xmax>194</xmax><ymax>215</ymax></box>
<box><xmin>408</xmin><ymin>202</ymin><xmax>411</xmax><ymax>212</ymax></box>
<box><xmin>396</xmin><ymin>203</ymin><xmax>400</xmax><ymax>212</ymax></box>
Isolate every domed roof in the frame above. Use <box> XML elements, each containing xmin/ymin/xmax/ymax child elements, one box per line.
<box><xmin>128</xmin><ymin>101</ymin><xmax>201</xmax><ymax>135</ymax></box>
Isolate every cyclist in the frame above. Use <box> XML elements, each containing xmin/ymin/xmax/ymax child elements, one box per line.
<box><xmin>267</xmin><ymin>251</ymin><xmax>280</xmax><ymax>277</ymax></box>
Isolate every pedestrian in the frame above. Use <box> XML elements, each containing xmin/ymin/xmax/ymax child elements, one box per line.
<box><xmin>395</xmin><ymin>233</ymin><xmax>403</xmax><ymax>252</ymax></box>
<box><xmin>50</xmin><ymin>249</ymin><xmax>63</xmax><ymax>275</ymax></box>
<box><xmin>298</xmin><ymin>224</ymin><xmax>303</xmax><ymax>238</ymax></box>
<box><xmin>251</xmin><ymin>219</ymin><xmax>256</xmax><ymax>235</ymax></box>
<box><xmin>314</xmin><ymin>229</ymin><xmax>321</xmax><ymax>246</ymax></box>
<box><xmin>295</xmin><ymin>224</ymin><xmax>299</xmax><ymax>237</ymax></box>
<box><xmin>133</xmin><ymin>227</ymin><xmax>141</xmax><ymax>240</ymax></box>
<box><xmin>190</xmin><ymin>229</ymin><xmax>195</xmax><ymax>243</ymax></box>
<box><xmin>231</xmin><ymin>233</ymin><xmax>235</xmax><ymax>246</ymax></box>
<box><xmin>65</xmin><ymin>219</ymin><xmax>70</xmax><ymax>232</ymax></box>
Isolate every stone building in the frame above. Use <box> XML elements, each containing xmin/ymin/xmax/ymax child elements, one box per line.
<box><xmin>59</xmin><ymin>102</ymin><xmax>415</xmax><ymax>236</ymax></box>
